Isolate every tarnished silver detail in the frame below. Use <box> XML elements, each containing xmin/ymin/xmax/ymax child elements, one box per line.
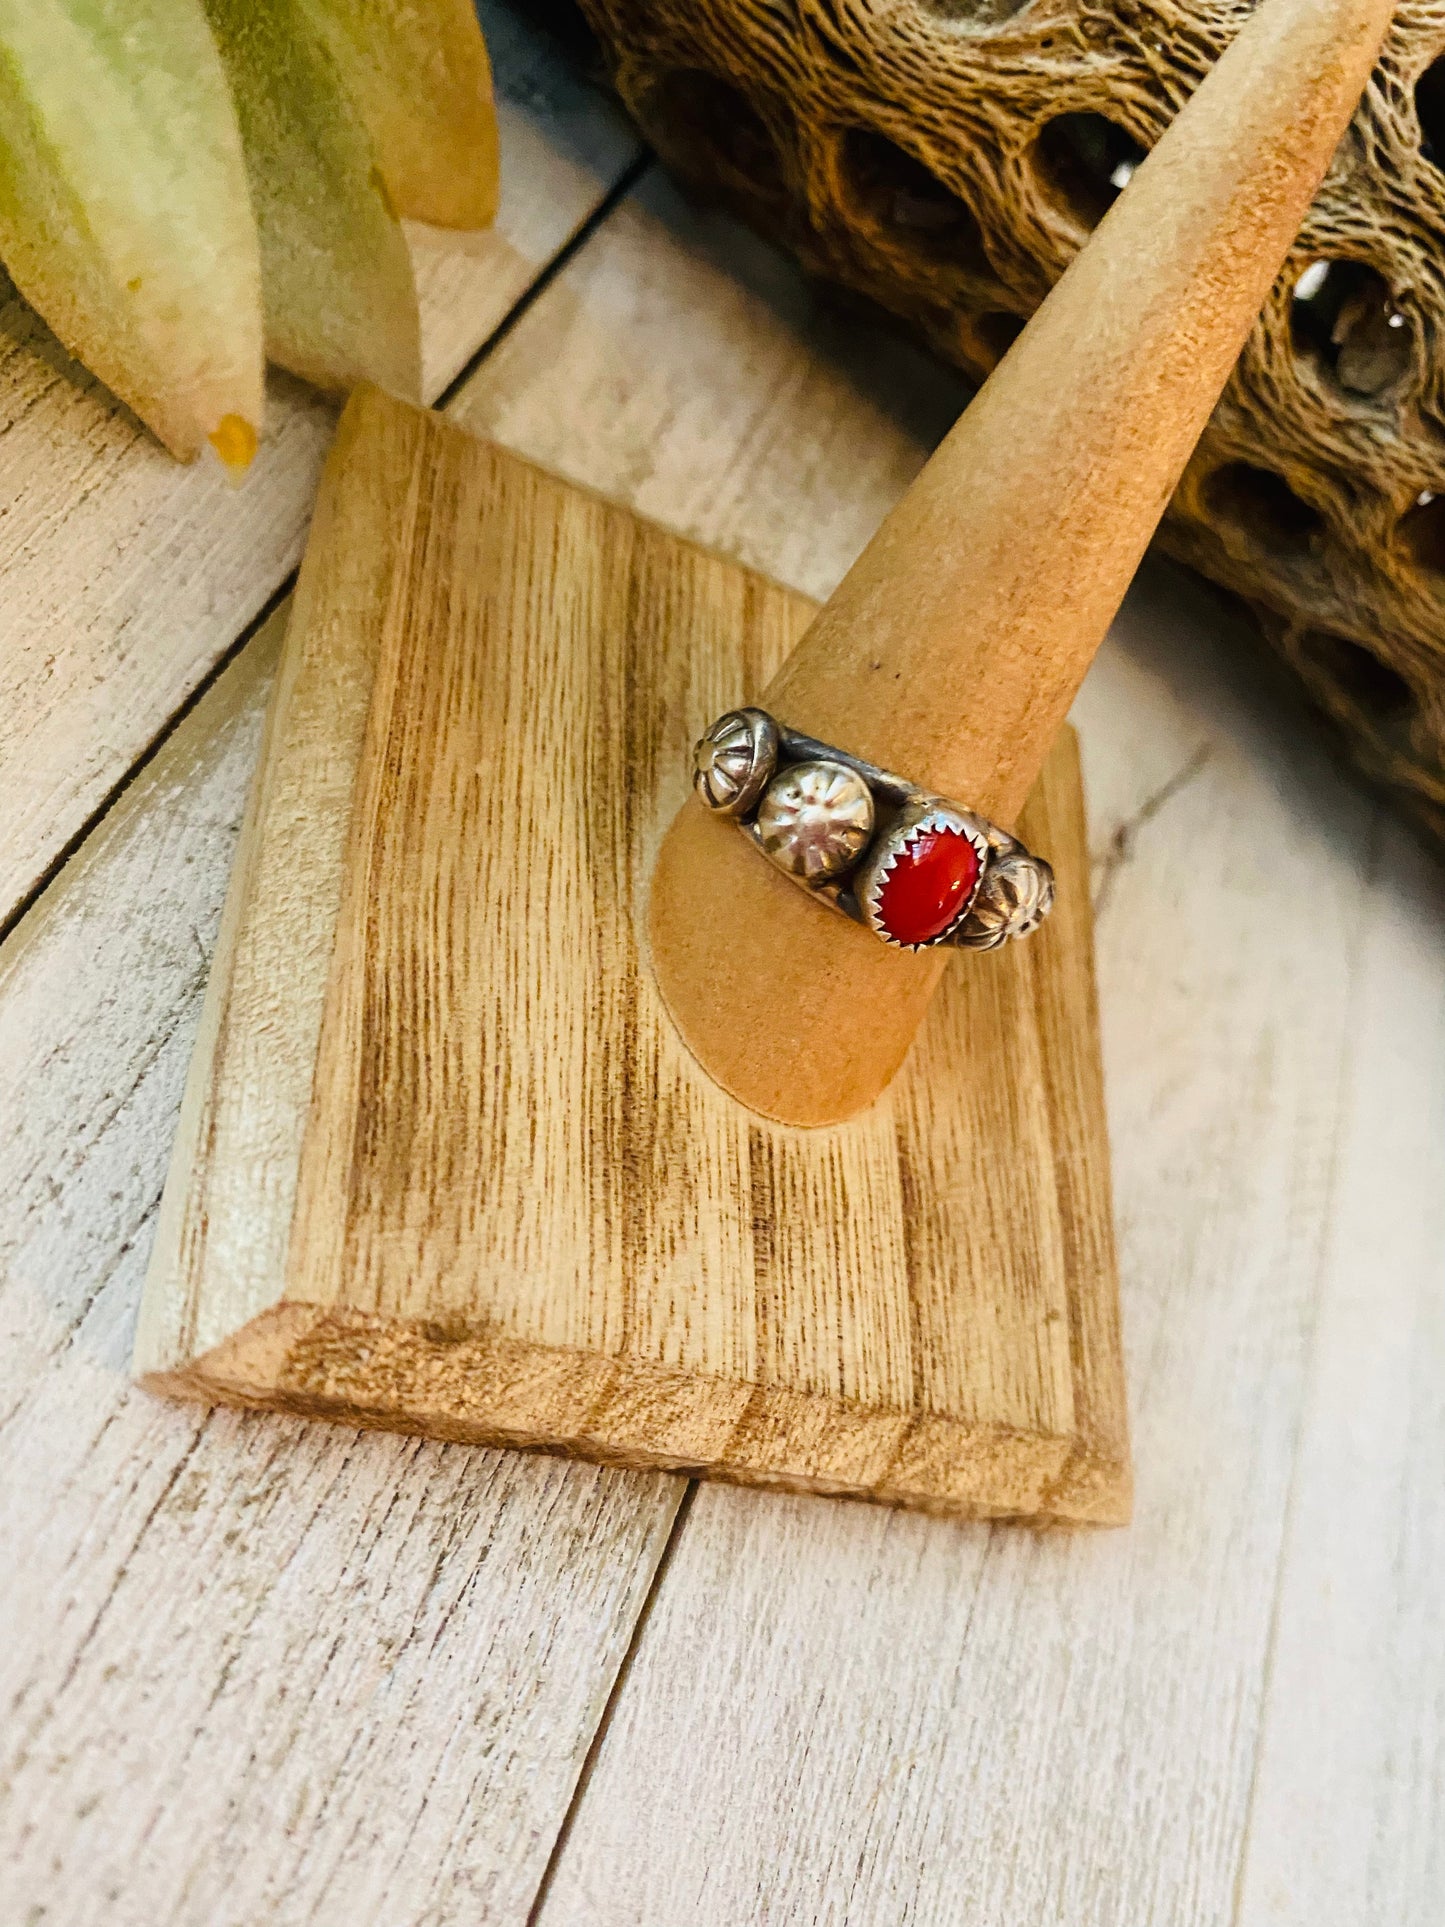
<box><xmin>855</xmin><ymin>799</ymin><xmax>989</xmax><ymax>950</ymax></box>
<box><xmin>691</xmin><ymin>706</ymin><xmax>1055</xmax><ymax>951</ymax></box>
<box><xmin>952</xmin><ymin>837</ymin><xmax>1056</xmax><ymax>950</ymax></box>
<box><xmin>693</xmin><ymin>707</ymin><xmax>779</xmax><ymax>817</ymax></box>
<box><xmin>754</xmin><ymin>759</ymin><xmax>875</xmax><ymax>883</ymax></box>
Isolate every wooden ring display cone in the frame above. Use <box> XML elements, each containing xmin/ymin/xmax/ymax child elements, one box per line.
<box><xmin>649</xmin><ymin>0</ymin><xmax>1399</xmax><ymax>1127</ymax></box>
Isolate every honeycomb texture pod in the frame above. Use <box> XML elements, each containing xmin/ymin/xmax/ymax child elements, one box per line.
<box><xmin>578</xmin><ymin>0</ymin><xmax>1445</xmax><ymax>846</ymax></box>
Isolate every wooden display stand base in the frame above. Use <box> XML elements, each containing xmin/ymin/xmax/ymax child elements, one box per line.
<box><xmin>135</xmin><ymin>389</ymin><xmax>1130</xmax><ymax>1524</ymax></box>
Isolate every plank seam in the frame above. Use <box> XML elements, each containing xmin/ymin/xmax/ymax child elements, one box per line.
<box><xmin>0</xmin><ymin>575</ymin><xmax>294</xmax><ymax>954</ymax></box>
<box><xmin>525</xmin><ymin>1479</ymin><xmax>698</xmax><ymax>1927</ymax></box>
<box><xmin>431</xmin><ymin>151</ymin><xmax>654</xmax><ymax>415</ymax></box>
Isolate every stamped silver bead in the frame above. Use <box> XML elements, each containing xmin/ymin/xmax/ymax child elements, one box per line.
<box><xmin>754</xmin><ymin>759</ymin><xmax>875</xmax><ymax>884</ymax></box>
<box><xmin>693</xmin><ymin>707</ymin><xmax>779</xmax><ymax>817</ymax></box>
<box><xmin>952</xmin><ymin>850</ymin><xmax>1056</xmax><ymax>950</ymax></box>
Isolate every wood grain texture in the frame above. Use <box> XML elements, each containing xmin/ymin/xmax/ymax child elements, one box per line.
<box><xmin>0</xmin><ymin>0</ymin><xmax>638</xmax><ymax>933</ymax></box>
<box><xmin>138</xmin><ymin>388</ymin><xmax>1128</xmax><ymax>1524</ymax></box>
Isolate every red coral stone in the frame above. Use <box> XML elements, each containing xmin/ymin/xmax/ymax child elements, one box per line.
<box><xmin>875</xmin><ymin>826</ymin><xmax>980</xmax><ymax>947</ymax></box>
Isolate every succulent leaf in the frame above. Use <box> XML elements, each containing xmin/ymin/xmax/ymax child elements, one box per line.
<box><xmin>0</xmin><ymin>0</ymin><xmax>265</xmax><ymax>465</ymax></box>
<box><xmin>302</xmin><ymin>0</ymin><xmax>499</xmax><ymax>231</ymax></box>
<box><xmin>202</xmin><ymin>0</ymin><xmax>421</xmax><ymax>400</ymax></box>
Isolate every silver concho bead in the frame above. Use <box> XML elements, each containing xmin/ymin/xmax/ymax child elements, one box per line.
<box><xmin>754</xmin><ymin>759</ymin><xmax>875</xmax><ymax>884</ymax></box>
<box><xmin>693</xmin><ymin>707</ymin><xmax>780</xmax><ymax>817</ymax></box>
<box><xmin>952</xmin><ymin>849</ymin><xmax>1056</xmax><ymax>950</ymax></box>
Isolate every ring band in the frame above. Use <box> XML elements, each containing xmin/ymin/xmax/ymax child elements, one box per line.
<box><xmin>692</xmin><ymin>708</ymin><xmax>1055</xmax><ymax>952</ymax></box>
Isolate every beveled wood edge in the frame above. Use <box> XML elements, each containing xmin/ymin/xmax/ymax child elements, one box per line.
<box><xmin>134</xmin><ymin>393</ymin><xmax>431</xmax><ymax>1378</ymax></box>
<box><xmin>140</xmin><ymin>1302</ymin><xmax>1132</xmax><ymax>1526</ymax></box>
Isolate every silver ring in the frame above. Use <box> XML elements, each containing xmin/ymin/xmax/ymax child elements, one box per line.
<box><xmin>692</xmin><ymin>707</ymin><xmax>1055</xmax><ymax>952</ymax></box>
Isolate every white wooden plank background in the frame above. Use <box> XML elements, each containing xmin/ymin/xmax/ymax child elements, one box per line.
<box><xmin>1</xmin><ymin>11</ymin><xmax>1442</xmax><ymax>1923</ymax></box>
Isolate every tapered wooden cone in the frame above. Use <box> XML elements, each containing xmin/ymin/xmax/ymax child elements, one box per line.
<box><xmin>650</xmin><ymin>0</ymin><xmax>1396</xmax><ymax>1127</ymax></box>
